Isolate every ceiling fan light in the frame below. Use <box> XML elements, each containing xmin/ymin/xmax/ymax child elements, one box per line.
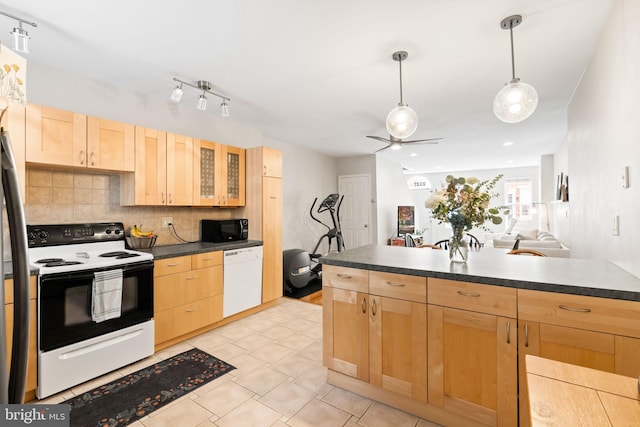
<box><xmin>386</xmin><ymin>104</ymin><xmax>418</xmax><ymax>139</ymax></box>
<box><xmin>493</xmin><ymin>80</ymin><xmax>538</xmax><ymax>123</ymax></box>
<box><xmin>390</xmin><ymin>142</ymin><xmax>402</xmax><ymax>150</ymax></box>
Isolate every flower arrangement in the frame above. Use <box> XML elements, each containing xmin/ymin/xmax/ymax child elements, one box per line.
<box><xmin>425</xmin><ymin>174</ymin><xmax>509</xmax><ymax>231</ymax></box>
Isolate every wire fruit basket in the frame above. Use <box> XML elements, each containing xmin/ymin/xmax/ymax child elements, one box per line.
<box><xmin>125</xmin><ymin>235</ymin><xmax>157</xmax><ymax>249</ymax></box>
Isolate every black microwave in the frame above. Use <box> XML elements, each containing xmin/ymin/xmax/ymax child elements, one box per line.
<box><xmin>201</xmin><ymin>219</ymin><xmax>248</xmax><ymax>243</ymax></box>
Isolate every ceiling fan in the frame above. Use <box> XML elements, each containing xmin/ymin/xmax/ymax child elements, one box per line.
<box><xmin>367</xmin><ymin>50</ymin><xmax>442</xmax><ymax>152</ymax></box>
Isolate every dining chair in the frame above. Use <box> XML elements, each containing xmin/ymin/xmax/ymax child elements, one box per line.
<box><xmin>404</xmin><ymin>234</ymin><xmax>417</xmax><ymax>247</ymax></box>
<box><xmin>435</xmin><ymin>233</ymin><xmax>481</xmax><ymax>250</ymax></box>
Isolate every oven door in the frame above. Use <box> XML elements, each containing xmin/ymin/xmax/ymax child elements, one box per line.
<box><xmin>38</xmin><ymin>261</ymin><xmax>154</xmax><ymax>352</ymax></box>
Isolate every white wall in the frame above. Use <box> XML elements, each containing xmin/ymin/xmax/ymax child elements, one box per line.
<box><xmin>375</xmin><ymin>156</ymin><xmax>414</xmax><ymax>244</ymax></box>
<box><xmin>563</xmin><ymin>0</ymin><xmax>640</xmax><ymax>276</ymax></box>
<box><xmin>25</xmin><ymin>60</ymin><xmax>338</xmax><ymax>253</ymax></box>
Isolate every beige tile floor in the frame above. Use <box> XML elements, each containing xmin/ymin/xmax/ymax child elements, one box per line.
<box><xmin>38</xmin><ymin>297</ymin><xmax>441</xmax><ymax>427</ymax></box>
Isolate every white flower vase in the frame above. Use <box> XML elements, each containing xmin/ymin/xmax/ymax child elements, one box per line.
<box><xmin>449</xmin><ymin>226</ymin><xmax>469</xmax><ymax>263</ymax></box>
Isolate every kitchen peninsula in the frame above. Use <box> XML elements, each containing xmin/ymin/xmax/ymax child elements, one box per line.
<box><xmin>320</xmin><ymin>245</ymin><xmax>640</xmax><ymax>426</ymax></box>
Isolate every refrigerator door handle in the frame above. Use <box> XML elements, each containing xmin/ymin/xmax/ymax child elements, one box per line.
<box><xmin>1</xmin><ymin>126</ymin><xmax>31</xmax><ymax>404</ymax></box>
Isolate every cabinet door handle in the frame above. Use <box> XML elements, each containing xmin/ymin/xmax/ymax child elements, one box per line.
<box><xmin>559</xmin><ymin>305</ymin><xmax>591</xmax><ymax>313</ymax></box>
<box><xmin>506</xmin><ymin>321</ymin><xmax>511</xmax><ymax>344</ymax></box>
<box><xmin>270</xmin><ymin>196</ymin><xmax>277</xmax><ymax>199</ymax></box>
<box><xmin>264</xmin><ymin>165</ymin><xmax>267</xmax><ymax>175</ymax></box>
<box><xmin>386</xmin><ymin>281</ymin><xmax>405</xmax><ymax>287</ymax></box>
<box><xmin>169</xmin><ymin>193</ymin><xmax>173</xmax><ymax>204</ymax></box>
<box><xmin>524</xmin><ymin>323</ymin><xmax>529</xmax><ymax>348</ymax></box>
<box><xmin>361</xmin><ymin>297</ymin><xmax>367</xmax><ymax>314</ymax></box>
<box><xmin>372</xmin><ymin>298</ymin><xmax>377</xmax><ymax>316</ymax></box>
<box><xmin>79</xmin><ymin>150</ymin><xmax>85</xmax><ymax>165</ymax></box>
<box><xmin>162</xmin><ymin>192</ymin><xmax>166</xmax><ymax>204</ymax></box>
<box><xmin>336</xmin><ymin>274</ymin><xmax>352</xmax><ymax>279</ymax></box>
<box><xmin>186</xmin><ymin>308</ymin><xmax>198</xmax><ymax>313</ymax></box>
<box><xmin>90</xmin><ymin>151</ymin><xmax>95</xmax><ymax>166</ymax></box>
<box><xmin>186</xmin><ymin>276</ymin><xmax>198</xmax><ymax>280</ymax></box>
<box><xmin>457</xmin><ymin>290</ymin><xmax>481</xmax><ymax>297</ymax></box>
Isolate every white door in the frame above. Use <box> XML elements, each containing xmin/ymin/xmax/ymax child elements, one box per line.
<box><xmin>339</xmin><ymin>174</ymin><xmax>372</xmax><ymax>249</ymax></box>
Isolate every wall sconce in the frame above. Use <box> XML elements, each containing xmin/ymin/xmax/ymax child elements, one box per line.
<box><xmin>0</xmin><ymin>10</ymin><xmax>37</xmax><ymax>54</ymax></box>
<box><xmin>170</xmin><ymin>77</ymin><xmax>231</xmax><ymax>117</ymax></box>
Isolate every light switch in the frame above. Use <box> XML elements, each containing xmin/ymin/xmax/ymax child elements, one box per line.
<box><xmin>622</xmin><ymin>166</ymin><xmax>629</xmax><ymax>188</ymax></box>
<box><xmin>612</xmin><ymin>215</ymin><xmax>620</xmax><ymax>236</ymax></box>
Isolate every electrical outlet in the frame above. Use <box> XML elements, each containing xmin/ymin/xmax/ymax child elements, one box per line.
<box><xmin>612</xmin><ymin>215</ymin><xmax>619</xmax><ymax>236</ymax></box>
<box><xmin>162</xmin><ymin>217</ymin><xmax>173</xmax><ymax>228</ymax></box>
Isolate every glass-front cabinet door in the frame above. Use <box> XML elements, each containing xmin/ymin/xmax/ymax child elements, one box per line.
<box><xmin>193</xmin><ymin>140</ymin><xmax>245</xmax><ymax>207</ymax></box>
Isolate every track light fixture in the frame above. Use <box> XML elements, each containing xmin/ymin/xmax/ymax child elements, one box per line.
<box><xmin>493</xmin><ymin>14</ymin><xmax>538</xmax><ymax>123</ymax></box>
<box><xmin>0</xmin><ymin>10</ymin><xmax>37</xmax><ymax>54</ymax></box>
<box><xmin>170</xmin><ymin>77</ymin><xmax>231</xmax><ymax>117</ymax></box>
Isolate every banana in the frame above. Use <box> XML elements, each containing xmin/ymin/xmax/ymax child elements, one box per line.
<box><xmin>130</xmin><ymin>225</ymin><xmax>155</xmax><ymax>238</ymax></box>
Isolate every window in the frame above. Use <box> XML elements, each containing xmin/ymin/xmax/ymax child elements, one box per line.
<box><xmin>504</xmin><ymin>178</ymin><xmax>532</xmax><ymax>219</ymax></box>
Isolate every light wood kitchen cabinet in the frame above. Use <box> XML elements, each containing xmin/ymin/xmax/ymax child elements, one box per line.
<box><xmin>0</xmin><ymin>98</ymin><xmax>26</xmax><ymax>197</ymax></box>
<box><xmin>517</xmin><ymin>289</ymin><xmax>640</xmax><ymax>427</ymax></box>
<box><xmin>260</xmin><ymin>146</ymin><xmax>282</xmax><ymax>177</ymax></box>
<box><xmin>4</xmin><ymin>277</ymin><xmax>37</xmax><ymax>400</ymax></box>
<box><xmin>244</xmin><ymin>147</ymin><xmax>282</xmax><ymax>302</ymax></box>
<box><xmin>25</xmin><ymin>104</ymin><xmax>134</xmax><ymax>172</ymax></box>
<box><xmin>86</xmin><ymin>116</ymin><xmax>135</xmax><ymax>171</ymax></box>
<box><xmin>323</xmin><ymin>265</ymin><xmax>369</xmax><ymax>381</ymax></box>
<box><xmin>427</xmin><ymin>278</ymin><xmax>518</xmax><ymax>427</ymax></box>
<box><xmin>153</xmin><ymin>253</ymin><xmax>223</xmax><ymax>345</ymax></box>
<box><xmin>192</xmin><ymin>139</ymin><xmax>245</xmax><ymax>207</ymax></box>
<box><xmin>120</xmin><ymin>128</ymin><xmax>193</xmax><ymax>206</ymax></box>
<box><xmin>368</xmin><ymin>271</ymin><xmax>427</xmax><ymax>402</ymax></box>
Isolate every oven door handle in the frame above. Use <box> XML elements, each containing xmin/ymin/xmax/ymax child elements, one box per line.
<box><xmin>40</xmin><ymin>261</ymin><xmax>155</xmax><ymax>282</ymax></box>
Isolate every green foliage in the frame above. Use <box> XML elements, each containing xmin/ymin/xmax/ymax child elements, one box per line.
<box><xmin>425</xmin><ymin>174</ymin><xmax>509</xmax><ymax>232</ymax></box>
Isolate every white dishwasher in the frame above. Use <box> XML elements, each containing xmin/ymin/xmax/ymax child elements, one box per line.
<box><xmin>223</xmin><ymin>246</ymin><xmax>263</xmax><ymax>317</ymax></box>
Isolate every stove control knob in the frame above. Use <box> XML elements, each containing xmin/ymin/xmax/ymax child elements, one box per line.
<box><xmin>114</xmin><ymin>229</ymin><xmax>121</xmax><ymax>235</ymax></box>
<box><xmin>38</xmin><ymin>231</ymin><xmax>49</xmax><ymax>241</ymax></box>
<box><xmin>105</xmin><ymin>229</ymin><xmax>112</xmax><ymax>234</ymax></box>
<box><xmin>28</xmin><ymin>231</ymin><xmax>37</xmax><ymax>242</ymax></box>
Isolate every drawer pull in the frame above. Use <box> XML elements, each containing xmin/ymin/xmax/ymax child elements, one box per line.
<box><xmin>372</xmin><ymin>298</ymin><xmax>377</xmax><ymax>316</ymax></box>
<box><xmin>186</xmin><ymin>308</ymin><xmax>198</xmax><ymax>313</ymax></box>
<box><xmin>336</xmin><ymin>274</ymin><xmax>352</xmax><ymax>279</ymax></box>
<box><xmin>559</xmin><ymin>305</ymin><xmax>591</xmax><ymax>313</ymax></box>
<box><xmin>186</xmin><ymin>276</ymin><xmax>198</xmax><ymax>280</ymax></box>
<box><xmin>202</xmin><ymin>258</ymin><xmax>213</xmax><ymax>261</ymax></box>
<box><xmin>457</xmin><ymin>290</ymin><xmax>481</xmax><ymax>298</ymax></box>
<box><xmin>361</xmin><ymin>297</ymin><xmax>367</xmax><ymax>314</ymax></box>
<box><xmin>525</xmin><ymin>324</ymin><xmax>529</xmax><ymax>347</ymax></box>
<box><xmin>385</xmin><ymin>281</ymin><xmax>405</xmax><ymax>287</ymax></box>
<box><xmin>506</xmin><ymin>321</ymin><xmax>511</xmax><ymax>344</ymax></box>
<box><xmin>166</xmin><ymin>263</ymin><xmax>181</xmax><ymax>267</ymax></box>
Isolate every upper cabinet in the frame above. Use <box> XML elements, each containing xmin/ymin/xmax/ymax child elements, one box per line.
<box><xmin>25</xmin><ymin>104</ymin><xmax>134</xmax><ymax>172</ymax></box>
<box><xmin>194</xmin><ymin>139</ymin><xmax>245</xmax><ymax>207</ymax></box>
<box><xmin>261</xmin><ymin>146</ymin><xmax>282</xmax><ymax>178</ymax></box>
<box><xmin>121</xmin><ymin>127</ymin><xmax>193</xmax><ymax>206</ymax></box>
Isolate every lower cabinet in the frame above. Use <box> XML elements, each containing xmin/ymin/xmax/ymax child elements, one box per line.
<box><xmin>517</xmin><ymin>289</ymin><xmax>640</xmax><ymax>427</ymax></box>
<box><xmin>323</xmin><ymin>266</ymin><xmax>427</xmax><ymax>401</ymax></box>
<box><xmin>427</xmin><ymin>279</ymin><xmax>518</xmax><ymax>427</ymax></box>
<box><xmin>154</xmin><ymin>252</ymin><xmax>223</xmax><ymax>345</ymax></box>
<box><xmin>4</xmin><ymin>277</ymin><xmax>37</xmax><ymax>401</ymax></box>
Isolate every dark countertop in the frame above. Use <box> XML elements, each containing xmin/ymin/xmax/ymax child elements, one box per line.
<box><xmin>320</xmin><ymin>244</ymin><xmax>640</xmax><ymax>301</ymax></box>
<box><xmin>3</xmin><ymin>261</ymin><xmax>38</xmax><ymax>280</ymax></box>
<box><xmin>149</xmin><ymin>240</ymin><xmax>263</xmax><ymax>260</ymax></box>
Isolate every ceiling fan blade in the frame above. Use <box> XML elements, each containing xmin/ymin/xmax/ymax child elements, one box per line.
<box><xmin>366</xmin><ymin>135</ymin><xmax>392</xmax><ymax>144</ymax></box>
<box><xmin>401</xmin><ymin>137</ymin><xmax>443</xmax><ymax>144</ymax></box>
<box><xmin>374</xmin><ymin>145</ymin><xmax>390</xmax><ymax>153</ymax></box>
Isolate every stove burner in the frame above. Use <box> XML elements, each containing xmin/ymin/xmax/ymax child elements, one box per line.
<box><xmin>99</xmin><ymin>251</ymin><xmax>141</xmax><ymax>259</ymax></box>
<box><xmin>44</xmin><ymin>261</ymin><xmax>83</xmax><ymax>267</ymax></box>
<box><xmin>36</xmin><ymin>258</ymin><xmax>64</xmax><ymax>264</ymax></box>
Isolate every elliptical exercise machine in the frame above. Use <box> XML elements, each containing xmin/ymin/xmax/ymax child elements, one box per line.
<box><xmin>283</xmin><ymin>193</ymin><xmax>345</xmax><ymax>293</ymax></box>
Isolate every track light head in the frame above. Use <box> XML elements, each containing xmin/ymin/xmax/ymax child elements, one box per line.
<box><xmin>170</xmin><ymin>83</ymin><xmax>184</xmax><ymax>103</ymax></box>
<box><xmin>196</xmin><ymin>94</ymin><xmax>207</xmax><ymax>111</ymax></box>
<box><xmin>1</xmin><ymin>11</ymin><xmax>37</xmax><ymax>54</ymax></box>
<box><xmin>220</xmin><ymin>100</ymin><xmax>230</xmax><ymax>117</ymax></box>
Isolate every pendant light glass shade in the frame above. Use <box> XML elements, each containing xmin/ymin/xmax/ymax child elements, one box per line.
<box><xmin>386</xmin><ymin>104</ymin><xmax>418</xmax><ymax>139</ymax></box>
<box><xmin>196</xmin><ymin>94</ymin><xmax>207</xmax><ymax>111</ymax></box>
<box><xmin>494</xmin><ymin>14</ymin><xmax>537</xmax><ymax>123</ymax></box>
<box><xmin>170</xmin><ymin>85</ymin><xmax>184</xmax><ymax>103</ymax></box>
<box><xmin>493</xmin><ymin>79</ymin><xmax>538</xmax><ymax>123</ymax></box>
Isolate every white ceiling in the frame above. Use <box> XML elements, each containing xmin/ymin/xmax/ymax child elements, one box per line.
<box><xmin>0</xmin><ymin>0</ymin><xmax>613</xmax><ymax>173</ymax></box>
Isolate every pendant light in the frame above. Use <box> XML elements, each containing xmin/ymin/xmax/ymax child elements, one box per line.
<box><xmin>386</xmin><ymin>51</ymin><xmax>418</xmax><ymax>139</ymax></box>
<box><xmin>493</xmin><ymin>15</ymin><xmax>538</xmax><ymax>123</ymax></box>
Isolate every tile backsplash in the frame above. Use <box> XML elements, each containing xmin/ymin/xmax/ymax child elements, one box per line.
<box><xmin>2</xmin><ymin>167</ymin><xmax>235</xmax><ymax>261</ymax></box>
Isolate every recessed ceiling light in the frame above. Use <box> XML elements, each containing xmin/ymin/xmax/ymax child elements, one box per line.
<box><xmin>436</xmin><ymin>166</ymin><xmax>443</xmax><ymax>169</ymax></box>
<box><xmin>409</xmin><ymin>152</ymin><xmax>418</xmax><ymax>157</ymax></box>
<box><xmin>507</xmin><ymin>160</ymin><xmax>513</xmax><ymax>163</ymax></box>
<box><xmin>503</xmin><ymin>141</ymin><xmax>514</xmax><ymax>146</ymax></box>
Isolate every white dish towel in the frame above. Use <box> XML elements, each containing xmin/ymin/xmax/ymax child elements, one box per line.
<box><xmin>92</xmin><ymin>269</ymin><xmax>123</xmax><ymax>323</ymax></box>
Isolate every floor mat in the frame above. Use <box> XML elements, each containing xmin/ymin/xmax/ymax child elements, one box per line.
<box><xmin>62</xmin><ymin>348</ymin><xmax>235</xmax><ymax>427</ymax></box>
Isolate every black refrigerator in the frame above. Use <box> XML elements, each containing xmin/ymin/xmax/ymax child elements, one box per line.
<box><xmin>0</xmin><ymin>108</ymin><xmax>31</xmax><ymax>404</ymax></box>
